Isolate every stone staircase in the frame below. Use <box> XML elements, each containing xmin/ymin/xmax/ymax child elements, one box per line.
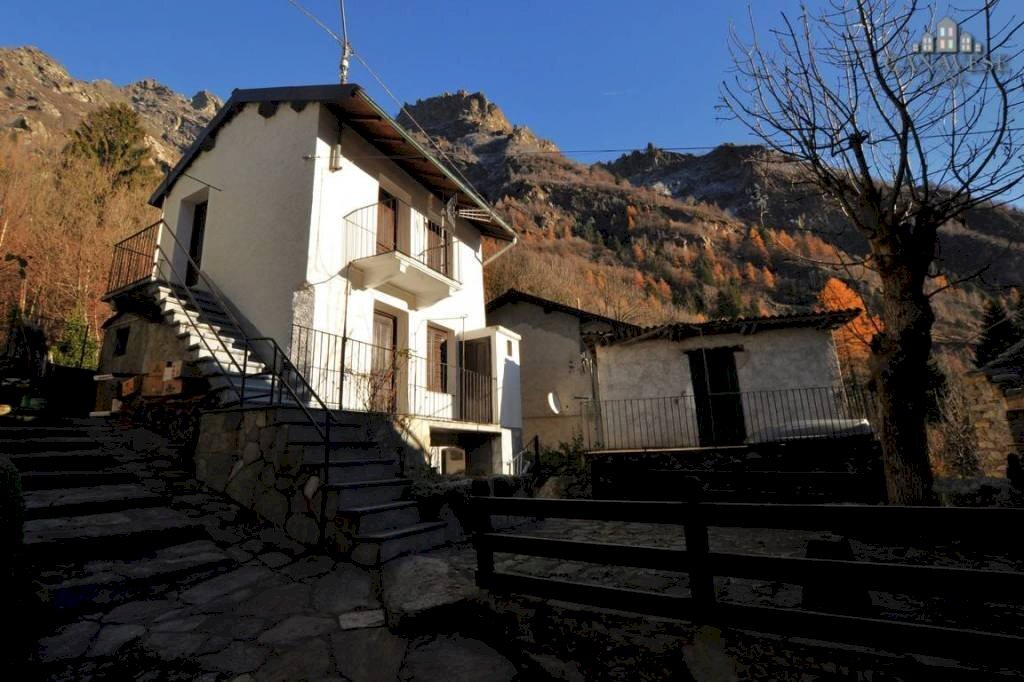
<box><xmin>270</xmin><ymin>407</ymin><xmax>448</xmax><ymax>565</ymax></box>
<box><xmin>5</xmin><ymin>420</ymin><xmax>235</xmax><ymax>616</ymax></box>
<box><xmin>136</xmin><ymin>282</ymin><xmax>450</xmax><ymax>564</ymax></box>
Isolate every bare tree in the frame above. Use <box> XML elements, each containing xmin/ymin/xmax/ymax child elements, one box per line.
<box><xmin>722</xmin><ymin>1</ymin><xmax>1024</xmax><ymax>503</ymax></box>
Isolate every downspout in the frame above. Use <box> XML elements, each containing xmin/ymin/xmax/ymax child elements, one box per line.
<box><xmin>482</xmin><ymin>234</ymin><xmax>518</xmax><ymax>266</ymax></box>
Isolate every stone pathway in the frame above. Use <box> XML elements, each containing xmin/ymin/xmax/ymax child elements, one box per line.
<box><xmin>22</xmin><ymin>421</ymin><xmax>518</xmax><ymax>681</ymax></box>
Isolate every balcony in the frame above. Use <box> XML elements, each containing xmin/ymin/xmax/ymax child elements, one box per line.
<box><xmin>344</xmin><ymin>197</ymin><xmax>460</xmax><ymax>309</ymax></box>
<box><xmin>290</xmin><ymin>325</ymin><xmax>497</xmax><ymax>424</ymax></box>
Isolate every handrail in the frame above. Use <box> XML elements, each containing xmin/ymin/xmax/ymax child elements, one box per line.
<box><xmin>108</xmin><ymin>219</ymin><xmax>349</xmax><ymax>546</ymax></box>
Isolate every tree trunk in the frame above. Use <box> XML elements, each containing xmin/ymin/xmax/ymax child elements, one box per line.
<box><xmin>871</xmin><ymin>259</ymin><xmax>937</xmax><ymax>505</ymax></box>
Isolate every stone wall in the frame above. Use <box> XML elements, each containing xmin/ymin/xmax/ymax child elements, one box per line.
<box><xmin>195</xmin><ymin>409</ymin><xmax>328</xmax><ymax>549</ymax></box>
<box><xmin>962</xmin><ymin>372</ymin><xmax>1017</xmax><ymax>475</ymax></box>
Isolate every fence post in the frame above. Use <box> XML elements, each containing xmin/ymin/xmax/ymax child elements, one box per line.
<box><xmin>472</xmin><ymin>482</ymin><xmax>495</xmax><ymax>588</ymax></box>
<box><xmin>682</xmin><ymin>478</ymin><xmax>715</xmax><ymax>619</ymax></box>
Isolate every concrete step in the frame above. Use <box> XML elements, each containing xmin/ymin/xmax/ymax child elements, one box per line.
<box><xmin>8</xmin><ymin>450</ymin><xmax>117</xmax><ymax>472</ymax></box>
<box><xmin>192</xmin><ymin>352</ymin><xmax>268</xmax><ymax>376</ymax></box>
<box><xmin>336</xmin><ymin>500</ymin><xmax>421</xmax><ymax>535</ymax></box>
<box><xmin>24</xmin><ymin>506</ymin><xmax>205</xmax><ymax>561</ymax></box>
<box><xmin>328</xmin><ymin>478</ymin><xmax>411</xmax><ymax>507</ymax></box>
<box><xmin>160</xmin><ymin>298</ymin><xmax>238</xmax><ymax>329</ymax></box>
<box><xmin>314</xmin><ymin>459</ymin><xmax>399</xmax><ymax>485</ymax></box>
<box><xmin>177</xmin><ymin>325</ymin><xmax>248</xmax><ymax>351</ymax></box>
<box><xmin>163</xmin><ymin>309</ymin><xmax>242</xmax><ymax>337</ymax></box>
<box><xmin>24</xmin><ymin>484</ymin><xmax>165</xmax><ymax>520</ymax></box>
<box><xmin>284</xmin><ymin>422</ymin><xmax>363</xmax><ymax>442</ymax></box>
<box><xmin>40</xmin><ymin>540</ymin><xmax>234</xmax><ymax>614</ymax></box>
<box><xmin>350</xmin><ymin>521</ymin><xmax>448</xmax><ymax>566</ymax></box>
<box><xmin>298</xmin><ymin>441</ymin><xmax>381</xmax><ymax>464</ymax></box>
<box><xmin>19</xmin><ymin>470</ymin><xmax>137</xmax><ymax>491</ymax></box>
<box><xmin>155</xmin><ymin>283</ymin><xmax>220</xmax><ymax>307</ymax></box>
<box><xmin>0</xmin><ymin>438</ymin><xmax>104</xmax><ymax>454</ymax></box>
<box><xmin>272</xmin><ymin>407</ymin><xmax>370</xmax><ymax>427</ymax></box>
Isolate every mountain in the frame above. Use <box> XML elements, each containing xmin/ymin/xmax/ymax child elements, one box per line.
<box><xmin>0</xmin><ymin>46</ymin><xmax>220</xmax><ymax>167</ymax></box>
<box><xmin>399</xmin><ymin>91</ymin><xmax>1019</xmax><ymax>339</ymax></box>
<box><xmin>1</xmin><ymin>46</ymin><xmax>1013</xmax><ymax>342</ymax></box>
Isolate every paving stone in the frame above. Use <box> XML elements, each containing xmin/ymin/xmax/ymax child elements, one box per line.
<box><xmin>312</xmin><ymin>564</ymin><xmax>377</xmax><ymax>615</ymax></box>
<box><xmin>151</xmin><ymin>614</ymin><xmax>208</xmax><ymax>633</ymax></box>
<box><xmin>382</xmin><ymin>555</ymin><xmax>477</xmax><ymax>629</ymax></box>
<box><xmin>282</xmin><ymin>555</ymin><xmax>335</xmax><ymax>581</ymax></box>
<box><xmin>144</xmin><ymin>631</ymin><xmax>207</xmax><ymax>661</ymax></box>
<box><xmin>257</xmin><ymin>615</ymin><xmax>336</xmax><ymax>645</ymax></box>
<box><xmin>258</xmin><ymin>551</ymin><xmax>291</xmax><ymax>568</ymax></box>
<box><xmin>37</xmin><ymin>621</ymin><xmax>101</xmax><ymax>663</ymax></box>
<box><xmin>103</xmin><ymin>599</ymin><xmax>181</xmax><ymax>625</ymax></box>
<box><xmin>179</xmin><ymin>566</ymin><xmax>273</xmax><ymax>604</ymax></box>
<box><xmin>196</xmin><ymin>635</ymin><xmax>233</xmax><ymax>656</ymax></box>
<box><xmin>226</xmin><ymin>546</ymin><xmax>252</xmax><ymax>563</ymax></box>
<box><xmin>199</xmin><ymin>641</ymin><xmax>268</xmax><ymax>674</ymax></box>
<box><xmin>87</xmin><ymin>624</ymin><xmax>146</xmax><ymax>658</ymax></box>
<box><xmin>399</xmin><ymin>635</ymin><xmax>517</xmax><ymax>682</ymax></box>
<box><xmin>238</xmin><ymin>581</ymin><xmax>310</xmax><ymax>616</ymax></box>
<box><xmin>338</xmin><ymin>609</ymin><xmax>386</xmax><ymax>630</ymax></box>
<box><xmin>332</xmin><ymin>626</ymin><xmax>408</xmax><ymax>682</ymax></box>
<box><xmin>200</xmin><ymin>612</ymin><xmax>269</xmax><ymax>640</ymax></box>
<box><xmin>256</xmin><ymin>637</ymin><xmax>332</xmax><ymax>682</ymax></box>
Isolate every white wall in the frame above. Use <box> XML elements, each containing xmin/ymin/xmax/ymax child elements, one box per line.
<box><xmin>160</xmin><ymin>103</ymin><xmax>319</xmax><ymax>345</ymax></box>
<box><xmin>593</xmin><ymin>327</ymin><xmax>844</xmax><ymax>447</ymax></box>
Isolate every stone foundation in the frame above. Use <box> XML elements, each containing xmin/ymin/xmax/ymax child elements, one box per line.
<box><xmin>195</xmin><ymin>409</ymin><xmax>327</xmax><ymax>548</ymax></box>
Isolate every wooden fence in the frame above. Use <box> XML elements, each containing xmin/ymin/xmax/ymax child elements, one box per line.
<box><xmin>473</xmin><ymin>495</ymin><xmax>1024</xmax><ymax>664</ymax></box>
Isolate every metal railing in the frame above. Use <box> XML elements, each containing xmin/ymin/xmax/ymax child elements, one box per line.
<box><xmin>106</xmin><ymin>220</ymin><xmax>349</xmax><ymax>546</ymax></box>
<box><xmin>107</xmin><ymin>222</ymin><xmax>160</xmax><ymax>293</ymax></box>
<box><xmin>343</xmin><ymin>199</ymin><xmax>459</xmax><ymax>281</ymax></box>
<box><xmin>581</xmin><ymin>385</ymin><xmax>872</xmax><ymax>450</ymax></box>
<box><xmin>290</xmin><ymin>324</ymin><xmax>497</xmax><ymax>423</ymax></box>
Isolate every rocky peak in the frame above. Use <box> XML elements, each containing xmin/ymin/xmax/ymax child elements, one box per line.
<box><xmin>190</xmin><ymin>90</ymin><xmax>222</xmax><ymax>114</ymax></box>
<box><xmin>398</xmin><ymin>90</ymin><xmax>513</xmax><ymax>140</ymax></box>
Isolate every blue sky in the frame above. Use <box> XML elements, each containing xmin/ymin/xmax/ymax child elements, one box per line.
<box><xmin>0</xmin><ymin>0</ymin><xmax>815</xmax><ymax>162</ymax></box>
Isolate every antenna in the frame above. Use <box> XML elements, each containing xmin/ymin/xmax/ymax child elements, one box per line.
<box><xmin>339</xmin><ymin>0</ymin><xmax>352</xmax><ymax>84</ymax></box>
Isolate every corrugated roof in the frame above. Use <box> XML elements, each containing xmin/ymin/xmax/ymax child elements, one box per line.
<box><xmin>982</xmin><ymin>337</ymin><xmax>1024</xmax><ymax>395</ymax></box>
<box><xmin>149</xmin><ymin>84</ymin><xmax>515</xmax><ymax>242</ymax></box>
<box><xmin>600</xmin><ymin>308</ymin><xmax>862</xmax><ymax>346</ymax></box>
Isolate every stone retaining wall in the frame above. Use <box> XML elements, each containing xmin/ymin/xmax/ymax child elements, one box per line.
<box><xmin>195</xmin><ymin>409</ymin><xmax>328</xmax><ymax>548</ymax></box>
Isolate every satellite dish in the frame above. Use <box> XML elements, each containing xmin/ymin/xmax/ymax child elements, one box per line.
<box><xmin>547</xmin><ymin>391</ymin><xmax>562</xmax><ymax>415</ymax></box>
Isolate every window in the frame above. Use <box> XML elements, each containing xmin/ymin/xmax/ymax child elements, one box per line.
<box><xmin>425</xmin><ymin>220</ymin><xmax>450</xmax><ymax>277</ymax></box>
<box><xmin>506</xmin><ymin>339</ymin><xmax>514</xmax><ymax>357</ymax></box>
<box><xmin>427</xmin><ymin>325</ymin><xmax>449</xmax><ymax>393</ymax></box>
<box><xmin>113</xmin><ymin>327</ymin><xmax>130</xmax><ymax>357</ymax></box>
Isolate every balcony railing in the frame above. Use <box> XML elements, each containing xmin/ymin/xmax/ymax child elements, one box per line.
<box><xmin>290</xmin><ymin>324</ymin><xmax>496</xmax><ymax>423</ymax></box>
<box><xmin>344</xmin><ymin>198</ymin><xmax>459</xmax><ymax>282</ymax></box>
<box><xmin>108</xmin><ymin>222</ymin><xmax>160</xmax><ymax>293</ymax></box>
<box><xmin>581</xmin><ymin>386</ymin><xmax>872</xmax><ymax>450</ymax></box>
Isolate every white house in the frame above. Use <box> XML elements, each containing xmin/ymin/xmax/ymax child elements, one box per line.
<box><xmin>102</xmin><ymin>84</ymin><xmax>523</xmax><ymax>475</ymax></box>
<box><xmin>586</xmin><ymin>309</ymin><xmax>865</xmax><ymax>449</ymax></box>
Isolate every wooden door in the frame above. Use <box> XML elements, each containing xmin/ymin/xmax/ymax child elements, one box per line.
<box><xmin>689</xmin><ymin>348</ymin><xmax>746</xmax><ymax>446</ymax></box>
<box><xmin>376</xmin><ymin>189</ymin><xmax>397</xmax><ymax>254</ymax></box>
<box><xmin>462</xmin><ymin>338</ymin><xmax>492</xmax><ymax>423</ymax></box>
<box><xmin>185</xmin><ymin>201</ymin><xmax>207</xmax><ymax>287</ymax></box>
<box><xmin>370</xmin><ymin>312</ymin><xmax>397</xmax><ymax>412</ymax></box>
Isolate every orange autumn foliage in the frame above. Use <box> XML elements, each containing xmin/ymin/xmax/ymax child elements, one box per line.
<box><xmin>817</xmin><ymin>277</ymin><xmax>881</xmax><ymax>360</ymax></box>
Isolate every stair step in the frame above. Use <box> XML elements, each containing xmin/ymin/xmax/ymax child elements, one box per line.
<box><xmin>19</xmin><ymin>470</ymin><xmax>137</xmax><ymax>491</ymax></box>
<box><xmin>299</xmin><ymin>442</ymin><xmax>382</xmax><ymax>464</ymax></box>
<box><xmin>163</xmin><ymin>309</ymin><xmax>241</xmax><ymax>336</ymax></box>
<box><xmin>24</xmin><ymin>484</ymin><xmax>165</xmax><ymax>520</ymax></box>
<box><xmin>192</xmin><ymin>353</ymin><xmax>267</xmax><ymax>375</ymax></box>
<box><xmin>161</xmin><ymin>299</ymin><xmax>237</xmax><ymax>327</ymax></box>
<box><xmin>328</xmin><ymin>478</ymin><xmax>412</xmax><ymax>506</ymax></box>
<box><xmin>24</xmin><ymin>506</ymin><xmax>205</xmax><ymax>561</ymax></box>
<box><xmin>284</xmin><ymin>423</ymin><xmax>362</xmax><ymax>442</ymax></box>
<box><xmin>0</xmin><ymin>427</ymin><xmax>92</xmax><ymax>439</ymax></box>
<box><xmin>8</xmin><ymin>450</ymin><xmax>116</xmax><ymax>472</ymax></box>
<box><xmin>0</xmin><ymin>438</ymin><xmax>104</xmax><ymax>454</ymax></box>
<box><xmin>336</xmin><ymin>500</ymin><xmax>421</xmax><ymax>535</ymax></box>
<box><xmin>40</xmin><ymin>540</ymin><xmax>233</xmax><ymax>614</ymax></box>
<box><xmin>312</xmin><ymin>459</ymin><xmax>399</xmax><ymax>484</ymax></box>
<box><xmin>350</xmin><ymin>521</ymin><xmax>448</xmax><ymax>566</ymax></box>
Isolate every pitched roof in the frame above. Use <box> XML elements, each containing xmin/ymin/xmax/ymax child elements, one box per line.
<box><xmin>599</xmin><ymin>308</ymin><xmax>862</xmax><ymax>346</ymax></box>
<box><xmin>485</xmin><ymin>288</ymin><xmax>639</xmax><ymax>328</ymax></box>
<box><xmin>981</xmin><ymin>338</ymin><xmax>1024</xmax><ymax>396</ymax></box>
<box><xmin>149</xmin><ymin>84</ymin><xmax>515</xmax><ymax>241</ymax></box>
